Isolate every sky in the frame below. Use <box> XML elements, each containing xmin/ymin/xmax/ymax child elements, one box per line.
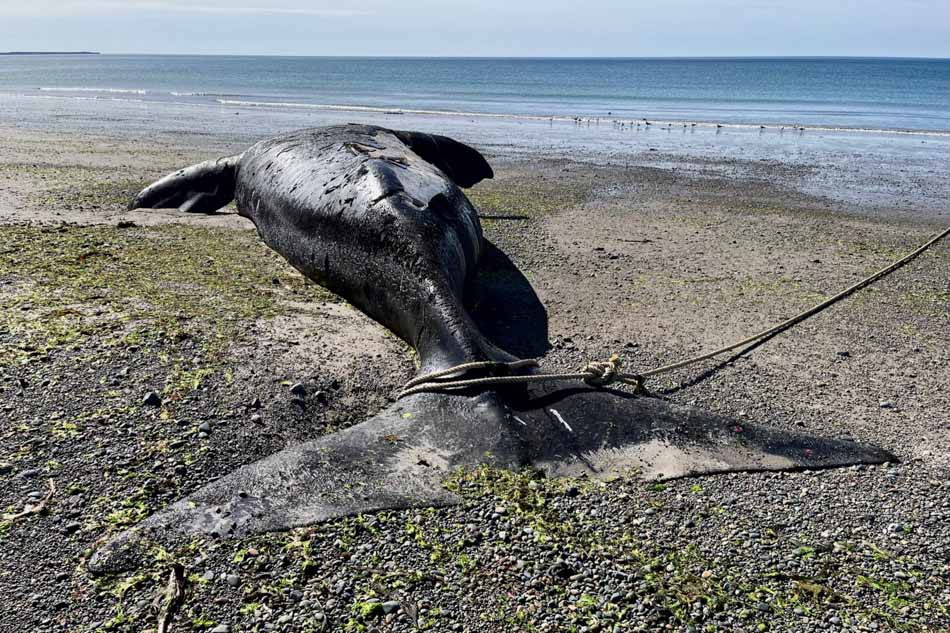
<box><xmin>0</xmin><ymin>0</ymin><xmax>948</xmax><ymax>58</ymax></box>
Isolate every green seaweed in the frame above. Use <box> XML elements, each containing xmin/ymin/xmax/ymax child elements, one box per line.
<box><xmin>0</xmin><ymin>224</ymin><xmax>335</xmax><ymax>391</ymax></box>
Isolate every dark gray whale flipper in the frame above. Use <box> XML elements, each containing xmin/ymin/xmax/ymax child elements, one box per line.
<box><xmin>89</xmin><ymin>124</ymin><xmax>894</xmax><ymax>574</ymax></box>
<box><xmin>391</xmin><ymin>130</ymin><xmax>494</xmax><ymax>187</ymax></box>
<box><xmin>131</xmin><ymin>155</ymin><xmax>241</xmax><ymax>214</ymax></box>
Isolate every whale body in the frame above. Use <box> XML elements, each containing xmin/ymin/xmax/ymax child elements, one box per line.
<box><xmin>88</xmin><ymin>124</ymin><xmax>893</xmax><ymax>573</ymax></box>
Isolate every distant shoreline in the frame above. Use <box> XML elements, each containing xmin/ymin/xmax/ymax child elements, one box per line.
<box><xmin>1</xmin><ymin>51</ymin><xmax>100</xmax><ymax>56</ymax></box>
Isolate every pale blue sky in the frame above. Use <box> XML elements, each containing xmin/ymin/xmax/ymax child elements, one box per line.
<box><xmin>2</xmin><ymin>0</ymin><xmax>948</xmax><ymax>58</ymax></box>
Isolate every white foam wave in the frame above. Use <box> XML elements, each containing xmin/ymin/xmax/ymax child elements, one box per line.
<box><xmin>31</xmin><ymin>94</ymin><xmax>148</xmax><ymax>104</ymax></box>
<box><xmin>171</xmin><ymin>91</ymin><xmax>242</xmax><ymax>97</ymax></box>
<box><xmin>40</xmin><ymin>86</ymin><xmax>147</xmax><ymax>95</ymax></box>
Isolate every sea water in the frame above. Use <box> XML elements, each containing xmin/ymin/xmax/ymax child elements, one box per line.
<box><xmin>1</xmin><ymin>55</ymin><xmax>948</xmax><ymax>217</ymax></box>
<box><xmin>1</xmin><ymin>55</ymin><xmax>948</xmax><ymax>133</ymax></box>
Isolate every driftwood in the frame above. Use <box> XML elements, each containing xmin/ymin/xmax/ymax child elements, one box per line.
<box><xmin>2</xmin><ymin>478</ymin><xmax>55</xmax><ymax>522</ymax></box>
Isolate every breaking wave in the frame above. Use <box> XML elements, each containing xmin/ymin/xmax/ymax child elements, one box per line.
<box><xmin>39</xmin><ymin>86</ymin><xmax>148</xmax><ymax>95</ymax></box>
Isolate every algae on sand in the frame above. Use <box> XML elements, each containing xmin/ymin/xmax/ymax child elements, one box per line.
<box><xmin>0</xmin><ymin>223</ymin><xmax>335</xmax><ymax>370</ymax></box>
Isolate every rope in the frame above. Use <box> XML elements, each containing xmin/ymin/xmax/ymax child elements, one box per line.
<box><xmin>398</xmin><ymin>225</ymin><xmax>949</xmax><ymax>399</ymax></box>
<box><xmin>397</xmin><ymin>354</ymin><xmax>642</xmax><ymax>398</ymax></box>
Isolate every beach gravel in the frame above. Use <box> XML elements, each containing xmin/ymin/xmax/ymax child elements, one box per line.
<box><xmin>0</xmin><ymin>127</ymin><xmax>947</xmax><ymax>632</ymax></box>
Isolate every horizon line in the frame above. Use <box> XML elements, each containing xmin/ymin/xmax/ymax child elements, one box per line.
<box><xmin>18</xmin><ymin>52</ymin><xmax>950</xmax><ymax>61</ymax></box>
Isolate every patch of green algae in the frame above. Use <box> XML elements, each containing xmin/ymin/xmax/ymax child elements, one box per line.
<box><xmin>0</xmin><ymin>223</ymin><xmax>334</xmax><ymax>370</ymax></box>
<box><xmin>90</xmin><ymin>466</ymin><xmax>946</xmax><ymax>633</ymax></box>
<box><xmin>468</xmin><ymin>177</ymin><xmax>590</xmax><ymax>223</ymax></box>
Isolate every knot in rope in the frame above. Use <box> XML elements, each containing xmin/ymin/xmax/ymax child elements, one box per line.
<box><xmin>581</xmin><ymin>353</ymin><xmax>623</xmax><ymax>386</ymax></box>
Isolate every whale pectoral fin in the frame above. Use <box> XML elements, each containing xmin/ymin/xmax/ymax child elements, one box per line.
<box><xmin>393</xmin><ymin>130</ymin><xmax>493</xmax><ymax>188</ymax></box>
<box><xmin>130</xmin><ymin>156</ymin><xmax>239</xmax><ymax>213</ymax></box>
<box><xmin>511</xmin><ymin>385</ymin><xmax>896</xmax><ymax>481</ymax></box>
<box><xmin>87</xmin><ymin>416</ymin><xmax>462</xmax><ymax>575</ymax></box>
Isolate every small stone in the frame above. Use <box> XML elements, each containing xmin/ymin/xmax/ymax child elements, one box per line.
<box><xmin>0</xmin><ymin>462</ymin><xmax>13</xmax><ymax>475</ymax></box>
<box><xmin>63</xmin><ymin>522</ymin><xmax>82</xmax><ymax>535</ymax></box>
<box><xmin>198</xmin><ymin>422</ymin><xmax>211</xmax><ymax>433</ymax></box>
<box><xmin>16</xmin><ymin>468</ymin><xmax>41</xmax><ymax>479</ymax></box>
<box><xmin>225</xmin><ymin>574</ymin><xmax>240</xmax><ymax>587</ymax></box>
<box><xmin>143</xmin><ymin>391</ymin><xmax>162</xmax><ymax>407</ymax></box>
<box><xmin>381</xmin><ymin>601</ymin><xmax>400</xmax><ymax>614</ymax></box>
<box><xmin>250</xmin><ymin>397</ymin><xmax>262</xmax><ymax>409</ymax></box>
<box><xmin>879</xmin><ymin>400</ymin><xmax>896</xmax><ymax>409</ymax></box>
<box><xmin>210</xmin><ymin>626</ymin><xmax>231</xmax><ymax>633</ymax></box>
<box><xmin>250</xmin><ymin>413</ymin><xmax>263</xmax><ymax>424</ymax></box>
<box><xmin>202</xmin><ymin>570</ymin><xmax>215</xmax><ymax>581</ymax></box>
<box><xmin>290</xmin><ymin>383</ymin><xmax>307</xmax><ymax>397</ymax></box>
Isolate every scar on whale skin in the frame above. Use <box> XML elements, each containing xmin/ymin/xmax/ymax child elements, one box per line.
<box><xmin>87</xmin><ymin>124</ymin><xmax>894</xmax><ymax>574</ymax></box>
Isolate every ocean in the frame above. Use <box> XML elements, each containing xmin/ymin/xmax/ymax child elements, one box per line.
<box><xmin>1</xmin><ymin>55</ymin><xmax>948</xmax><ymax>134</ymax></box>
<box><xmin>2</xmin><ymin>55</ymin><xmax>948</xmax><ymax>216</ymax></box>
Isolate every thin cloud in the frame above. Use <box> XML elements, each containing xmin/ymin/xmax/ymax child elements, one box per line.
<box><xmin>141</xmin><ymin>4</ymin><xmax>373</xmax><ymax>16</ymax></box>
<box><xmin>1</xmin><ymin>2</ymin><xmax>373</xmax><ymax>17</ymax></box>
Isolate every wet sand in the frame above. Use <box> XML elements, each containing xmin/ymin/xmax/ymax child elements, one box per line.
<box><xmin>0</xmin><ymin>124</ymin><xmax>948</xmax><ymax>632</ymax></box>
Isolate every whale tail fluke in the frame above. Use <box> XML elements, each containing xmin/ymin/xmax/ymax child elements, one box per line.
<box><xmin>130</xmin><ymin>154</ymin><xmax>242</xmax><ymax>214</ymax></box>
<box><xmin>87</xmin><ymin>386</ymin><xmax>895</xmax><ymax>575</ymax></box>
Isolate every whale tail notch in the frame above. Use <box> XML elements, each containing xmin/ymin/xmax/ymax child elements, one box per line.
<box><xmin>130</xmin><ymin>154</ymin><xmax>242</xmax><ymax>214</ymax></box>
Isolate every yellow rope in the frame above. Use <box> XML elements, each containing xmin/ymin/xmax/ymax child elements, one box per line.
<box><xmin>399</xmin><ymin>225</ymin><xmax>949</xmax><ymax>399</ymax></box>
